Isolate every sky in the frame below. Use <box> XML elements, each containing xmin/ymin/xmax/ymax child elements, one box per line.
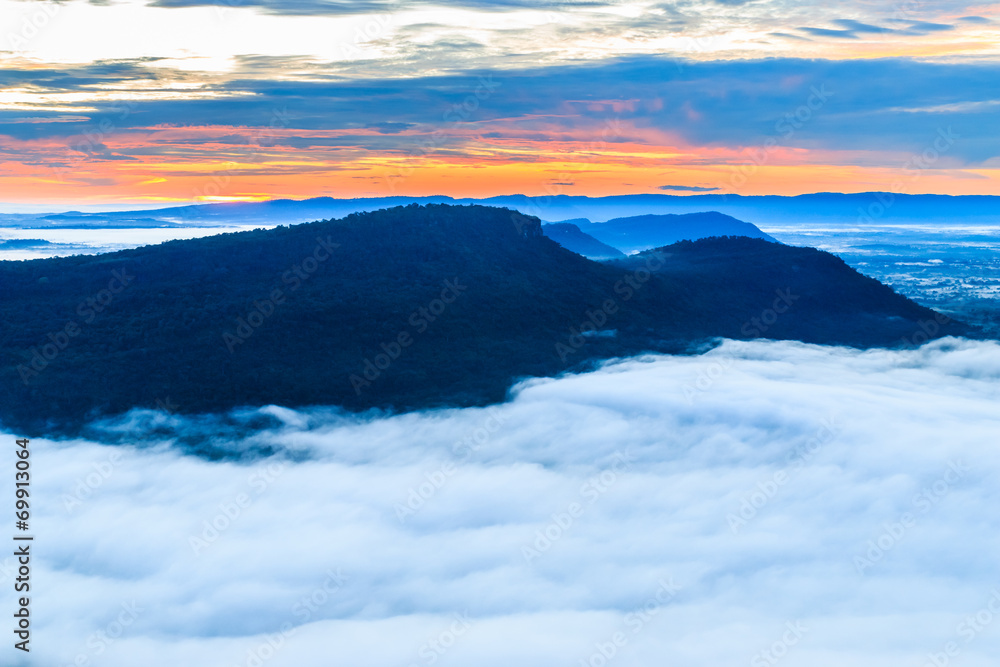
<box><xmin>0</xmin><ymin>0</ymin><xmax>999</xmax><ymax>206</ymax></box>
<box><xmin>7</xmin><ymin>337</ymin><xmax>1000</xmax><ymax>666</ymax></box>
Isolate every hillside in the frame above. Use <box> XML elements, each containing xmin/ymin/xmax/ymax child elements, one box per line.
<box><xmin>0</xmin><ymin>204</ymin><xmax>968</xmax><ymax>437</ymax></box>
<box><xmin>580</xmin><ymin>212</ymin><xmax>778</xmax><ymax>254</ymax></box>
<box><xmin>5</xmin><ymin>193</ymin><xmax>998</xmax><ymax>229</ymax></box>
<box><xmin>611</xmin><ymin>237</ymin><xmax>954</xmax><ymax>344</ymax></box>
<box><xmin>541</xmin><ymin>223</ymin><xmax>625</xmax><ymax>259</ymax></box>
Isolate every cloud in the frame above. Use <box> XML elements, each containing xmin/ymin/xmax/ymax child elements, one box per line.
<box><xmin>10</xmin><ymin>337</ymin><xmax>1000</xmax><ymax>666</ymax></box>
<box><xmin>904</xmin><ymin>21</ymin><xmax>956</xmax><ymax>34</ymax></box>
<box><xmin>365</xmin><ymin>122</ymin><xmax>416</xmax><ymax>134</ymax></box>
<box><xmin>769</xmin><ymin>31</ymin><xmax>812</xmax><ymax>41</ymax></box>
<box><xmin>2</xmin><ymin>55</ymin><xmax>1000</xmax><ymax>170</ymax></box>
<box><xmin>799</xmin><ymin>19</ymin><xmax>892</xmax><ymax>39</ymax></box>
<box><xmin>144</xmin><ymin>0</ymin><xmax>613</xmax><ymax>14</ymax></box>
<box><xmin>798</xmin><ymin>18</ymin><xmax>957</xmax><ymax>39</ymax></box>
<box><xmin>658</xmin><ymin>184</ymin><xmax>721</xmax><ymax>192</ymax></box>
<box><xmin>957</xmin><ymin>15</ymin><xmax>991</xmax><ymax>24</ymax></box>
<box><xmin>832</xmin><ymin>19</ymin><xmax>884</xmax><ymax>32</ymax></box>
<box><xmin>798</xmin><ymin>26</ymin><xmax>860</xmax><ymax>39</ymax></box>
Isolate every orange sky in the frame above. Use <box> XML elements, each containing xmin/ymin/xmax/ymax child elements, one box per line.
<box><xmin>1</xmin><ymin>0</ymin><xmax>999</xmax><ymax>206</ymax></box>
<box><xmin>2</xmin><ymin>125</ymin><xmax>996</xmax><ymax>206</ymax></box>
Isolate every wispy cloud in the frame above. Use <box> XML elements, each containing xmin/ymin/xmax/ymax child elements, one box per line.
<box><xmin>658</xmin><ymin>184</ymin><xmax>721</xmax><ymax>192</ymax></box>
<box><xmin>2</xmin><ymin>57</ymin><xmax>998</xmax><ymax>180</ymax></box>
<box><xmin>0</xmin><ymin>0</ymin><xmax>997</xmax><ymax>201</ymax></box>
<box><xmin>147</xmin><ymin>0</ymin><xmax>613</xmax><ymax>14</ymax></box>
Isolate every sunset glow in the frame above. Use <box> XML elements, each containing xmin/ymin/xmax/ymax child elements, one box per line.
<box><xmin>2</xmin><ymin>0</ymin><xmax>999</xmax><ymax>206</ymax></box>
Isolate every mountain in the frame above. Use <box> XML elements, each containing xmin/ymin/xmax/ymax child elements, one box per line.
<box><xmin>3</xmin><ymin>193</ymin><xmax>999</xmax><ymax>230</ymax></box>
<box><xmin>578</xmin><ymin>212</ymin><xmax>778</xmax><ymax>254</ymax></box>
<box><xmin>541</xmin><ymin>222</ymin><xmax>625</xmax><ymax>259</ymax></box>
<box><xmin>611</xmin><ymin>237</ymin><xmax>958</xmax><ymax>345</ymax></box>
<box><xmin>0</xmin><ymin>239</ymin><xmax>52</xmax><ymax>248</ymax></box>
<box><xmin>35</xmin><ymin>215</ymin><xmax>186</xmax><ymax>229</ymax></box>
<box><xmin>0</xmin><ymin>204</ymin><xmax>969</xmax><ymax>437</ymax></box>
<box><xmin>480</xmin><ymin>193</ymin><xmax>1000</xmax><ymax>226</ymax></box>
<box><xmin>544</xmin><ymin>213</ymin><xmax>775</xmax><ymax>257</ymax></box>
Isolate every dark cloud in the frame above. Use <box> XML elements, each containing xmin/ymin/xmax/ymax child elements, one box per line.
<box><xmin>145</xmin><ymin>0</ymin><xmax>612</xmax><ymax>14</ymax></box>
<box><xmin>902</xmin><ymin>21</ymin><xmax>956</xmax><ymax>35</ymax></box>
<box><xmin>799</xmin><ymin>18</ymin><xmax>957</xmax><ymax>39</ymax></box>
<box><xmin>832</xmin><ymin>18</ymin><xmax>884</xmax><ymax>33</ymax></box>
<box><xmin>658</xmin><ymin>185</ymin><xmax>722</xmax><ymax>192</ymax></box>
<box><xmin>0</xmin><ymin>58</ymin><xmax>171</xmax><ymax>91</ymax></box>
<box><xmin>798</xmin><ymin>18</ymin><xmax>892</xmax><ymax>39</ymax></box>
<box><xmin>798</xmin><ymin>26</ymin><xmax>859</xmax><ymax>39</ymax></box>
<box><xmin>365</xmin><ymin>122</ymin><xmax>415</xmax><ymax>134</ymax></box>
<box><xmin>3</xmin><ymin>56</ymin><xmax>999</xmax><ymax>164</ymax></box>
<box><xmin>905</xmin><ymin>21</ymin><xmax>955</xmax><ymax>32</ymax></box>
<box><xmin>769</xmin><ymin>31</ymin><xmax>812</xmax><ymax>41</ymax></box>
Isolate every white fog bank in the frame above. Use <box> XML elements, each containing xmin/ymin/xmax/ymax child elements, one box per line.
<box><xmin>5</xmin><ymin>337</ymin><xmax>1000</xmax><ymax>667</ymax></box>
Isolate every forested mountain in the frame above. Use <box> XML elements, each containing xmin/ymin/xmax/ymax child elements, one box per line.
<box><xmin>5</xmin><ymin>193</ymin><xmax>998</xmax><ymax>229</ymax></box>
<box><xmin>541</xmin><ymin>223</ymin><xmax>625</xmax><ymax>259</ymax></box>
<box><xmin>0</xmin><ymin>204</ymin><xmax>968</xmax><ymax>436</ymax></box>
<box><xmin>578</xmin><ymin>212</ymin><xmax>778</xmax><ymax>254</ymax></box>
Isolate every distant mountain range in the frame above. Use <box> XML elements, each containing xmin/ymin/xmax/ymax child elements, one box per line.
<box><xmin>0</xmin><ymin>239</ymin><xmax>52</xmax><ymax>248</ymax></box>
<box><xmin>541</xmin><ymin>223</ymin><xmax>625</xmax><ymax>259</ymax></box>
<box><xmin>0</xmin><ymin>204</ymin><xmax>969</xmax><ymax>438</ymax></box>
<box><xmin>545</xmin><ymin>212</ymin><xmax>778</xmax><ymax>256</ymax></box>
<box><xmin>2</xmin><ymin>193</ymin><xmax>997</xmax><ymax>230</ymax></box>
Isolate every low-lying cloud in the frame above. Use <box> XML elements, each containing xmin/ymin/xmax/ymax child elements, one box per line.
<box><xmin>6</xmin><ymin>337</ymin><xmax>1000</xmax><ymax>666</ymax></box>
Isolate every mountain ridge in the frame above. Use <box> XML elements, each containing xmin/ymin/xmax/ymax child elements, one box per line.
<box><xmin>3</xmin><ymin>192</ymin><xmax>998</xmax><ymax>229</ymax></box>
<box><xmin>578</xmin><ymin>211</ymin><xmax>778</xmax><ymax>254</ymax></box>
<box><xmin>0</xmin><ymin>203</ymin><xmax>970</xmax><ymax>438</ymax></box>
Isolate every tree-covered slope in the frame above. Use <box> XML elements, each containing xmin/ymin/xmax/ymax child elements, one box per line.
<box><xmin>0</xmin><ymin>204</ymin><xmax>967</xmax><ymax>436</ymax></box>
<box><xmin>580</xmin><ymin>212</ymin><xmax>778</xmax><ymax>254</ymax></box>
<box><xmin>542</xmin><ymin>223</ymin><xmax>625</xmax><ymax>260</ymax></box>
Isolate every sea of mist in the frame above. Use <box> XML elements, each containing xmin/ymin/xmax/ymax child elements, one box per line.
<box><xmin>5</xmin><ymin>338</ymin><xmax>1000</xmax><ymax>667</ymax></box>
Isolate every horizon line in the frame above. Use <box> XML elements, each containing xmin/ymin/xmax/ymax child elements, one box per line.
<box><xmin>3</xmin><ymin>190</ymin><xmax>999</xmax><ymax>215</ymax></box>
